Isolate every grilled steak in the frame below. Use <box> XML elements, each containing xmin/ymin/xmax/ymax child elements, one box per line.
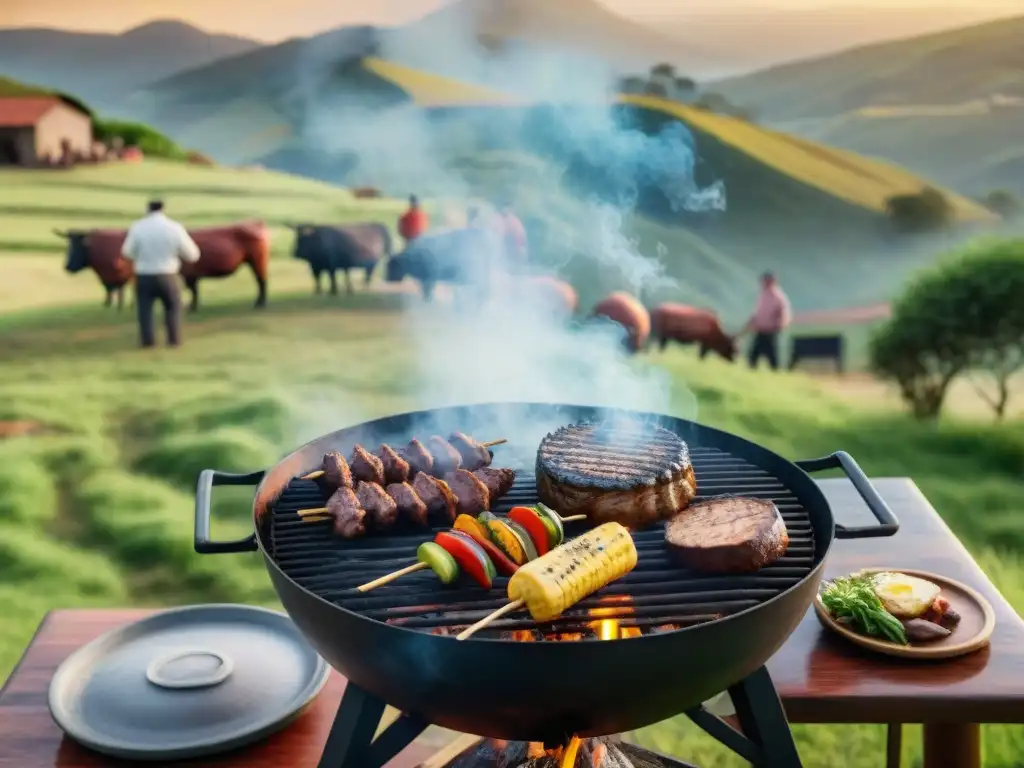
<box><xmin>355</xmin><ymin>481</ymin><xmax>398</xmax><ymax>529</ymax></box>
<box><xmin>386</xmin><ymin>481</ymin><xmax>428</xmax><ymax>526</ymax></box>
<box><xmin>444</xmin><ymin>469</ymin><xmax>490</xmax><ymax>515</ymax></box>
<box><xmin>474</xmin><ymin>467</ymin><xmax>516</xmax><ymax>500</ymax></box>
<box><xmin>412</xmin><ymin>471</ymin><xmax>457</xmax><ymax>523</ymax></box>
<box><xmin>536</xmin><ymin>422</ymin><xmax>696</xmax><ymax>528</ymax></box>
<box><xmin>321</xmin><ymin>451</ymin><xmax>353</xmax><ymax>490</ymax></box>
<box><xmin>429</xmin><ymin>435</ymin><xmax>462</xmax><ymax>476</ymax></box>
<box><xmin>402</xmin><ymin>438</ymin><xmax>434</xmax><ymax>476</ymax></box>
<box><xmin>449</xmin><ymin>431</ymin><xmax>491</xmax><ymax>471</ymax></box>
<box><xmin>665</xmin><ymin>497</ymin><xmax>788</xmax><ymax>573</ymax></box>
<box><xmin>378</xmin><ymin>443</ymin><xmax>410</xmax><ymax>484</ymax></box>
<box><xmin>350</xmin><ymin>444</ymin><xmax>385</xmax><ymax>486</ymax></box>
<box><xmin>326</xmin><ymin>487</ymin><xmax>366</xmax><ymax>539</ymax></box>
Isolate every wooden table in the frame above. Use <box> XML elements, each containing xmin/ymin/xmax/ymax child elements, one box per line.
<box><xmin>2</xmin><ymin>478</ymin><xmax>1022</xmax><ymax>768</ymax></box>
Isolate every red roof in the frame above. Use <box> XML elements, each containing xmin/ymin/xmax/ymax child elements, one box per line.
<box><xmin>0</xmin><ymin>97</ymin><xmax>60</xmax><ymax>128</ymax></box>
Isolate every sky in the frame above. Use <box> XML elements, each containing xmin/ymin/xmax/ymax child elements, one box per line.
<box><xmin>1</xmin><ymin>0</ymin><xmax>1021</xmax><ymax>41</ymax></box>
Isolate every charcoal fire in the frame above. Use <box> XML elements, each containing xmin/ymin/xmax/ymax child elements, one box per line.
<box><xmin>438</xmin><ymin>735</ymin><xmax>692</xmax><ymax>767</ymax></box>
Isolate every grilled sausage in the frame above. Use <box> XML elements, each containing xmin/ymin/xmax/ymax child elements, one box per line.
<box><xmin>321</xmin><ymin>451</ymin><xmax>353</xmax><ymax>490</ymax></box>
<box><xmin>412</xmin><ymin>471</ymin><xmax>457</xmax><ymax>524</ymax></box>
<box><xmin>378</xmin><ymin>443</ymin><xmax>410</xmax><ymax>484</ymax></box>
<box><xmin>444</xmin><ymin>469</ymin><xmax>490</xmax><ymax>515</ymax></box>
<box><xmin>402</xmin><ymin>438</ymin><xmax>433</xmax><ymax>476</ymax></box>
<box><xmin>386</xmin><ymin>481</ymin><xmax>429</xmax><ymax>527</ymax></box>
<box><xmin>350</xmin><ymin>445</ymin><xmax>385</xmax><ymax>486</ymax></box>
<box><xmin>326</xmin><ymin>487</ymin><xmax>366</xmax><ymax>539</ymax></box>
<box><xmin>355</xmin><ymin>481</ymin><xmax>398</xmax><ymax>529</ymax></box>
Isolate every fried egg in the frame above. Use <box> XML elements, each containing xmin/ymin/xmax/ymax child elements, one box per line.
<box><xmin>871</xmin><ymin>572</ymin><xmax>942</xmax><ymax>618</ymax></box>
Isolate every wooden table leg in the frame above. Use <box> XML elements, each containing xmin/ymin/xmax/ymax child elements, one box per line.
<box><xmin>886</xmin><ymin>723</ymin><xmax>902</xmax><ymax>768</ymax></box>
<box><xmin>922</xmin><ymin>723</ymin><xmax>980</xmax><ymax>768</ymax></box>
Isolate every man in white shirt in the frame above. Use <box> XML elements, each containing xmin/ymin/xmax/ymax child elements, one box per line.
<box><xmin>743</xmin><ymin>271</ymin><xmax>792</xmax><ymax>370</ymax></box>
<box><xmin>121</xmin><ymin>200</ymin><xmax>200</xmax><ymax>348</ymax></box>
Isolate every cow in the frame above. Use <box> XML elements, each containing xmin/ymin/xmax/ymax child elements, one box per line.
<box><xmin>519</xmin><ymin>275</ymin><xmax>578</xmax><ymax>316</ymax></box>
<box><xmin>591</xmin><ymin>291</ymin><xmax>651</xmax><ymax>353</ymax></box>
<box><xmin>385</xmin><ymin>227</ymin><xmax>492</xmax><ymax>301</ymax></box>
<box><xmin>57</xmin><ymin>221</ymin><xmax>270</xmax><ymax>311</ymax></box>
<box><xmin>289</xmin><ymin>222</ymin><xmax>392</xmax><ymax>295</ymax></box>
<box><xmin>650</xmin><ymin>303</ymin><xmax>737</xmax><ymax>361</ymax></box>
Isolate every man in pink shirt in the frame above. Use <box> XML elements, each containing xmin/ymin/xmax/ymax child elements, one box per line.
<box><xmin>744</xmin><ymin>271</ymin><xmax>791</xmax><ymax>370</ymax></box>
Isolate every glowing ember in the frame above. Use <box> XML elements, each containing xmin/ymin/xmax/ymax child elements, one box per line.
<box><xmin>444</xmin><ymin>736</ymin><xmax>663</xmax><ymax>767</ymax></box>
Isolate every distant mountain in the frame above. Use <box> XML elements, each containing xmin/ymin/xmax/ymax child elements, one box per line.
<box><xmin>708</xmin><ymin>15</ymin><xmax>1024</xmax><ymax>197</ymax></box>
<box><xmin>648</xmin><ymin>5</ymin><xmax>1022</xmax><ymax>77</ymax></box>
<box><xmin>712</xmin><ymin>15</ymin><xmax>1024</xmax><ymax>120</ymax></box>
<box><xmin>0</xmin><ymin>20</ymin><xmax>262</xmax><ymax>114</ymax></box>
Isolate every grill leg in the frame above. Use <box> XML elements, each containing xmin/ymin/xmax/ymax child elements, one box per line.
<box><xmin>318</xmin><ymin>682</ymin><xmax>428</xmax><ymax>768</ymax></box>
<box><xmin>685</xmin><ymin>666</ymin><xmax>803</xmax><ymax>768</ymax></box>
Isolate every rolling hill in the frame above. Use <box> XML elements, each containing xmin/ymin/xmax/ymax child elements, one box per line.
<box><xmin>711</xmin><ymin>15</ymin><xmax>1024</xmax><ymax>196</ymax></box>
<box><xmin>0</xmin><ymin>20</ymin><xmax>262</xmax><ymax>114</ymax></box>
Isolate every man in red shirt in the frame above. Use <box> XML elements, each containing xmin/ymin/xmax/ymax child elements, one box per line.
<box><xmin>398</xmin><ymin>195</ymin><xmax>429</xmax><ymax>246</ymax></box>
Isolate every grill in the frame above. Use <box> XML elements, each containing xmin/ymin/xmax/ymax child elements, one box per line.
<box><xmin>268</xmin><ymin>446</ymin><xmax>816</xmax><ymax>639</ymax></box>
<box><xmin>194</xmin><ymin>401</ymin><xmax>898</xmax><ymax>768</ymax></box>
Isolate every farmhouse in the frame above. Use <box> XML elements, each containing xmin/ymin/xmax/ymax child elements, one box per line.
<box><xmin>0</xmin><ymin>96</ymin><xmax>92</xmax><ymax>166</ymax></box>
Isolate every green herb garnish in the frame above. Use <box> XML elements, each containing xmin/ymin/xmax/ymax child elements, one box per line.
<box><xmin>820</xmin><ymin>575</ymin><xmax>908</xmax><ymax>645</ymax></box>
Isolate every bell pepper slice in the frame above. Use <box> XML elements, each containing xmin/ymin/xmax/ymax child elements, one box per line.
<box><xmin>508</xmin><ymin>506</ymin><xmax>552</xmax><ymax>556</ymax></box>
<box><xmin>435</xmin><ymin>531</ymin><xmax>495</xmax><ymax>589</ymax></box>
<box><xmin>453</xmin><ymin>513</ymin><xmax>491</xmax><ymax>543</ymax></box>
<box><xmin>505</xmin><ymin>519</ymin><xmax>539</xmax><ymax>561</ymax></box>
<box><xmin>416</xmin><ymin>541</ymin><xmax>460</xmax><ymax>585</ymax></box>
<box><xmin>533</xmin><ymin>503</ymin><xmax>565</xmax><ymax>547</ymax></box>
<box><xmin>484</xmin><ymin>518</ymin><xmax>527</xmax><ymax>565</ymax></box>
<box><xmin>447</xmin><ymin>528</ymin><xmax>519</xmax><ymax>576</ymax></box>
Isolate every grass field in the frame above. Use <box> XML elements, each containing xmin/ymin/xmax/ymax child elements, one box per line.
<box><xmin>2</xmin><ymin>160</ymin><xmax>1023</xmax><ymax>767</ymax></box>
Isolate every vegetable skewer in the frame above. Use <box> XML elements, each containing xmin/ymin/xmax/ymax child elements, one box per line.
<box><xmin>301</xmin><ymin>436</ymin><xmax>507</xmax><ymax>480</ymax></box>
<box><xmin>352</xmin><ymin>505</ymin><xmax>582</xmax><ymax>592</ymax></box>
<box><xmin>456</xmin><ymin>522</ymin><xmax>638</xmax><ymax>640</ymax></box>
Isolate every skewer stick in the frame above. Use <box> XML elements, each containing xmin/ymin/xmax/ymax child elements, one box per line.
<box><xmin>456</xmin><ymin>599</ymin><xmax>526</xmax><ymax>640</ymax></box>
<box><xmin>300</xmin><ymin>437</ymin><xmax>506</xmax><ymax>481</ymax></box>
<box><xmin>357</xmin><ymin>561</ymin><xmax>429</xmax><ymax>592</ymax></box>
<box><xmin>297</xmin><ymin>507</ymin><xmax>328</xmax><ymax>517</ymax></box>
<box><xmin>560</xmin><ymin>514</ymin><xmax>587</xmax><ymax>523</ymax></box>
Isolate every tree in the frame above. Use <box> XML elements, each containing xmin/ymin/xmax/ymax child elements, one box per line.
<box><xmin>870</xmin><ymin>239</ymin><xmax>1024</xmax><ymax>420</ymax></box>
<box><xmin>884</xmin><ymin>186</ymin><xmax>953</xmax><ymax>233</ymax></box>
<box><xmin>674</xmin><ymin>76</ymin><xmax>697</xmax><ymax>96</ymax></box>
<box><xmin>617</xmin><ymin>76</ymin><xmax>647</xmax><ymax>95</ymax></box>
<box><xmin>650</xmin><ymin>63</ymin><xmax>675</xmax><ymax>79</ymax></box>
<box><xmin>982</xmin><ymin>189</ymin><xmax>1020</xmax><ymax>218</ymax></box>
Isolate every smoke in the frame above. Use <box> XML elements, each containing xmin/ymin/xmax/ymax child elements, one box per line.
<box><xmin>288</xmin><ymin>5</ymin><xmax>721</xmax><ymax>439</ymax></box>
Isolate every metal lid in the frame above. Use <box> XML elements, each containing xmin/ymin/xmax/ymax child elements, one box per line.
<box><xmin>48</xmin><ymin>604</ymin><xmax>330</xmax><ymax>761</ymax></box>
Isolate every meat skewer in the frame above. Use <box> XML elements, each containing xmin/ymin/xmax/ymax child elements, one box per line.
<box><xmin>297</xmin><ymin>468</ymin><xmax>516</xmax><ymax>532</ymax></box>
<box><xmin>300</xmin><ymin>436</ymin><xmax>507</xmax><ymax>481</ymax></box>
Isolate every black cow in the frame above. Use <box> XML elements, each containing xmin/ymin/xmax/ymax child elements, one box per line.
<box><xmin>385</xmin><ymin>227</ymin><xmax>493</xmax><ymax>300</ymax></box>
<box><xmin>290</xmin><ymin>222</ymin><xmax>392</xmax><ymax>295</ymax></box>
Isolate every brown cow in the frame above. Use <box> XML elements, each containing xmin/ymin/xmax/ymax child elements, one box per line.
<box><xmin>521</xmin><ymin>275</ymin><xmax>578</xmax><ymax>316</ymax></box>
<box><xmin>57</xmin><ymin>221</ymin><xmax>270</xmax><ymax>311</ymax></box>
<box><xmin>591</xmin><ymin>291</ymin><xmax>651</xmax><ymax>353</ymax></box>
<box><xmin>650</xmin><ymin>302</ymin><xmax>737</xmax><ymax>361</ymax></box>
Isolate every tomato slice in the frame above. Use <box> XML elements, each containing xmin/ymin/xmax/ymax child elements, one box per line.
<box><xmin>508</xmin><ymin>506</ymin><xmax>552</xmax><ymax>556</ymax></box>
<box><xmin>447</xmin><ymin>528</ymin><xmax>519</xmax><ymax>576</ymax></box>
<box><xmin>435</xmin><ymin>531</ymin><xmax>495</xmax><ymax>589</ymax></box>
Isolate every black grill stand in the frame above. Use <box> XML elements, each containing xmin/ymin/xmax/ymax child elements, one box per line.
<box><xmin>316</xmin><ymin>665</ymin><xmax>804</xmax><ymax>768</ymax></box>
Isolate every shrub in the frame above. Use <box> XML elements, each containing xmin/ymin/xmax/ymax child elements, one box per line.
<box><xmin>982</xmin><ymin>190</ymin><xmax>1020</xmax><ymax>218</ymax></box>
<box><xmin>884</xmin><ymin>186</ymin><xmax>953</xmax><ymax>233</ymax></box>
<box><xmin>352</xmin><ymin>186</ymin><xmax>382</xmax><ymax>199</ymax></box>
<box><xmin>0</xmin><ymin>451</ymin><xmax>55</xmax><ymax>525</ymax></box>
<box><xmin>870</xmin><ymin>239</ymin><xmax>1024</xmax><ymax>419</ymax></box>
<box><xmin>93</xmin><ymin>118</ymin><xmax>187</xmax><ymax>161</ymax></box>
<box><xmin>132</xmin><ymin>428</ymin><xmax>279</xmax><ymax>491</ymax></box>
<box><xmin>186</xmin><ymin>150</ymin><xmax>215</xmax><ymax>166</ymax></box>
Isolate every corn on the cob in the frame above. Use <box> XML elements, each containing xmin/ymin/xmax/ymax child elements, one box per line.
<box><xmin>507</xmin><ymin>522</ymin><xmax>637</xmax><ymax>622</ymax></box>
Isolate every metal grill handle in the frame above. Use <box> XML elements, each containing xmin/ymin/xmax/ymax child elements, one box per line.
<box><xmin>194</xmin><ymin>469</ymin><xmax>264</xmax><ymax>554</ymax></box>
<box><xmin>796</xmin><ymin>451</ymin><xmax>899</xmax><ymax>539</ymax></box>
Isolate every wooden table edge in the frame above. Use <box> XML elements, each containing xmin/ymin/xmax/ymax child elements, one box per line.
<box><xmin>0</xmin><ymin>609</ymin><xmax>52</xmax><ymax>703</ymax></box>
